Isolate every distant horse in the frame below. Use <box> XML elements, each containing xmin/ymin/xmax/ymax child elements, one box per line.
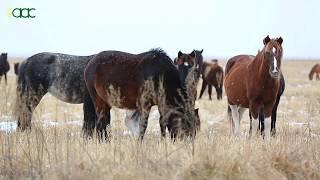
<box><xmin>0</xmin><ymin>53</ymin><xmax>10</xmax><ymax>85</ymax></box>
<box><xmin>15</xmin><ymin>52</ymin><xmax>97</xmax><ymax>135</ymax></box>
<box><xmin>84</xmin><ymin>49</ymin><xmax>199</xmax><ymax>140</ymax></box>
<box><xmin>224</xmin><ymin>35</ymin><xmax>283</xmax><ymax>137</ymax></box>
<box><xmin>14</xmin><ymin>62</ymin><xmax>19</xmax><ymax>75</ymax></box>
<box><xmin>199</xmin><ymin>61</ymin><xmax>224</xmax><ymax>100</ymax></box>
<box><xmin>173</xmin><ymin>49</ymin><xmax>203</xmax><ymax>75</ymax></box>
<box><xmin>308</xmin><ymin>64</ymin><xmax>320</xmax><ymax>80</ymax></box>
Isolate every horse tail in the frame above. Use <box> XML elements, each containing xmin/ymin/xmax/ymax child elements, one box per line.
<box><xmin>14</xmin><ymin>60</ymin><xmax>31</xmax><ymax>130</ymax></box>
<box><xmin>82</xmin><ymin>83</ymin><xmax>97</xmax><ymax>138</ymax></box>
<box><xmin>227</xmin><ymin>106</ymin><xmax>233</xmax><ymax>133</ymax></box>
<box><xmin>216</xmin><ymin>70</ymin><xmax>223</xmax><ymax>89</ymax></box>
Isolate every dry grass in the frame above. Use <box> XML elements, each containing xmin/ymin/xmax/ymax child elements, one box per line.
<box><xmin>0</xmin><ymin>60</ymin><xmax>320</xmax><ymax>179</ymax></box>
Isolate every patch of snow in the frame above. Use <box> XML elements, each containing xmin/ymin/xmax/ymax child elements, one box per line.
<box><xmin>0</xmin><ymin>121</ymin><xmax>17</xmax><ymax>133</ymax></box>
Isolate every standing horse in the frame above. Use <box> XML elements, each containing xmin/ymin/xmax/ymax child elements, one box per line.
<box><xmin>15</xmin><ymin>52</ymin><xmax>97</xmax><ymax>135</ymax></box>
<box><xmin>308</xmin><ymin>64</ymin><xmax>320</xmax><ymax>80</ymax></box>
<box><xmin>0</xmin><ymin>53</ymin><xmax>10</xmax><ymax>85</ymax></box>
<box><xmin>199</xmin><ymin>61</ymin><xmax>224</xmax><ymax>100</ymax></box>
<box><xmin>224</xmin><ymin>36</ymin><xmax>283</xmax><ymax>137</ymax></box>
<box><xmin>84</xmin><ymin>49</ymin><xmax>198</xmax><ymax>140</ymax></box>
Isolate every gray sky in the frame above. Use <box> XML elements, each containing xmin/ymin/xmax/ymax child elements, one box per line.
<box><xmin>1</xmin><ymin>0</ymin><xmax>320</xmax><ymax>59</ymax></box>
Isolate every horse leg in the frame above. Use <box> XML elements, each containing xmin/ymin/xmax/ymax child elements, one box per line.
<box><xmin>271</xmin><ymin>96</ymin><xmax>280</xmax><ymax>136</ymax></box>
<box><xmin>4</xmin><ymin>73</ymin><xmax>7</xmax><ymax>85</ymax></box>
<box><xmin>263</xmin><ymin>116</ymin><xmax>271</xmax><ymax>139</ymax></box>
<box><xmin>138</xmin><ymin>106</ymin><xmax>151</xmax><ymax>141</ymax></box>
<box><xmin>208</xmin><ymin>85</ymin><xmax>213</xmax><ymax>100</ymax></box>
<box><xmin>159</xmin><ymin>114</ymin><xmax>167</xmax><ymax>139</ymax></box>
<box><xmin>317</xmin><ymin>73</ymin><xmax>320</xmax><ymax>80</ymax></box>
<box><xmin>214</xmin><ymin>86</ymin><xmax>221</xmax><ymax>100</ymax></box>
<box><xmin>199</xmin><ymin>80</ymin><xmax>207</xmax><ymax>99</ymax></box>
<box><xmin>0</xmin><ymin>75</ymin><xmax>2</xmax><ymax>84</ymax></box>
<box><xmin>249</xmin><ymin>103</ymin><xmax>260</xmax><ymax>136</ymax></box>
<box><xmin>258</xmin><ymin>111</ymin><xmax>265</xmax><ymax>135</ymax></box>
<box><xmin>229</xmin><ymin>105</ymin><xmax>245</xmax><ymax>136</ymax></box>
<box><xmin>96</xmin><ymin>110</ymin><xmax>111</xmax><ymax>142</ymax></box>
<box><xmin>227</xmin><ymin>106</ymin><xmax>234</xmax><ymax>134</ymax></box>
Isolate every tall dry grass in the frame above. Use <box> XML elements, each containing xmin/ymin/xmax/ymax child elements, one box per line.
<box><xmin>0</xmin><ymin>60</ymin><xmax>320</xmax><ymax>179</ymax></box>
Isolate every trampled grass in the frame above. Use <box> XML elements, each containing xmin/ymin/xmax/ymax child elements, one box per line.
<box><xmin>0</xmin><ymin>60</ymin><xmax>319</xmax><ymax>179</ymax></box>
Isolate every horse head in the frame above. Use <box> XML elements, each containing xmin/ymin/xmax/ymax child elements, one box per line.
<box><xmin>262</xmin><ymin>35</ymin><xmax>283</xmax><ymax>79</ymax></box>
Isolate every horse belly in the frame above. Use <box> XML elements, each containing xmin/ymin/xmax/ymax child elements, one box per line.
<box><xmin>48</xmin><ymin>85</ymin><xmax>83</xmax><ymax>104</ymax></box>
<box><xmin>224</xmin><ymin>68</ymin><xmax>249</xmax><ymax>108</ymax></box>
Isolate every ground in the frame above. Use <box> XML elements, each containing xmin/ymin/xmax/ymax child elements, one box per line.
<box><xmin>0</xmin><ymin>60</ymin><xmax>319</xmax><ymax>179</ymax></box>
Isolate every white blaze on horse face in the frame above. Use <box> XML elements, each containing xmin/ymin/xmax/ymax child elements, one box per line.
<box><xmin>184</xmin><ymin>62</ymin><xmax>189</xmax><ymax>66</ymax></box>
<box><xmin>272</xmin><ymin>58</ymin><xmax>278</xmax><ymax>73</ymax></box>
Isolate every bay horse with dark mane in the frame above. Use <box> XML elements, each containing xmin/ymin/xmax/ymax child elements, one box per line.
<box><xmin>0</xmin><ymin>53</ymin><xmax>10</xmax><ymax>85</ymax></box>
<box><xmin>224</xmin><ymin>35</ymin><xmax>283</xmax><ymax>137</ymax></box>
<box><xmin>84</xmin><ymin>49</ymin><xmax>199</xmax><ymax>140</ymax></box>
<box><xmin>15</xmin><ymin>53</ymin><xmax>97</xmax><ymax>136</ymax></box>
<box><xmin>199</xmin><ymin>61</ymin><xmax>224</xmax><ymax>100</ymax></box>
<box><xmin>308</xmin><ymin>64</ymin><xmax>320</xmax><ymax>80</ymax></box>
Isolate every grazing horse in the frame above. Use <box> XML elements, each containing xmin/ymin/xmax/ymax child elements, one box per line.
<box><xmin>14</xmin><ymin>62</ymin><xmax>19</xmax><ymax>75</ymax></box>
<box><xmin>0</xmin><ymin>53</ymin><xmax>10</xmax><ymax>85</ymax></box>
<box><xmin>15</xmin><ymin>52</ymin><xmax>97</xmax><ymax>135</ymax></box>
<box><xmin>308</xmin><ymin>64</ymin><xmax>320</xmax><ymax>80</ymax></box>
<box><xmin>224</xmin><ymin>35</ymin><xmax>283</xmax><ymax>137</ymax></box>
<box><xmin>199</xmin><ymin>61</ymin><xmax>224</xmax><ymax>100</ymax></box>
<box><xmin>84</xmin><ymin>49</ymin><xmax>199</xmax><ymax>140</ymax></box>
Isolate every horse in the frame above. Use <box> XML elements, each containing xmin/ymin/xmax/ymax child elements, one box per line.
<box><xmin>0</xmin><ymin>53</ymin><xmax>10</xmax><ymax>85</ymax></box>
<box><xmin>308</xmin><ymin>64</ymin><xmax>320</xmax><ymax>80</ymax></box>
<box><xmin>15</xmin><ymin>52</ymin><xmax>98</xmax><ymax>136</ymax></box>
<box><xmin>198</xmin><ymin>61</ymin><xmax>224</xmax><ymax>100</ymax></box>
<box><xmin>14</xmin><ymin>62</ymin><xmax>19</xmax><ymax>75</ymax></box>
<box><xmin>224</xmin><ymin>35</ymin><xmax>283</xmax><ymax>137</ymax></box>
<box><xmin>84</xmin><ymin>49</ymin><xmax>199</xmax><ymax>141</ymax></box>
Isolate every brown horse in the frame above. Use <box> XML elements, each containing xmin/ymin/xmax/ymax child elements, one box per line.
<box><xmin>308</xmin><ymin>64</ymin><xmax>320</xmax><ymax>80</ymax></box>
<box><xmin>84</xmin><ymin>49</ymin><xmax>199</xmax><ymax>140</ymax></box>
<box><xmin>224</xmin><ymin>35</ymin><xmax>283</xmax><ymax>137</ymax></box>
<box><xmin>199</xmin><ymin>61</ymin><xmax>224</xmax><ymax>100</ymax></box>
<box><xmin>0</xmin><ymin>53</ymin><xmax>10</xmax><ymax>85</ymax></box>
<box><xmin>174</xmin><ymin>50</ymin><xmax>201</xmax><ymax>103</ymax></box>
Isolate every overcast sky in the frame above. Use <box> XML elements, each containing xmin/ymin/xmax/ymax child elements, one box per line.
<box><xmin>1</xmin><ymin>0</ymin><xmax>319</xmax><ymax>59</ymax></box>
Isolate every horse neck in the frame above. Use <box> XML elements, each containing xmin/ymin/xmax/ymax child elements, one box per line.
<box><xmin>250</xmin><ymin>51</ymin><xmax>274</xmax><ymax>84</ymax></box>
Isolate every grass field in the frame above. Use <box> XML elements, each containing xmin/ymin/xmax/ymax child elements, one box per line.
<box><xmin>0</xmin><ymin>60</ymin><xmax>320</xmax><ymax>179</ymax></box>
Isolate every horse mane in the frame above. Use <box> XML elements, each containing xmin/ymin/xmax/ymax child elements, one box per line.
<box><xmin>309</xmin><ymin>64</ymin><xmax>320</xmax><ymax>80</ymax></box>
<box><xmin>148</xmin><ymin>48</ymin><xmax>170</xmax><ymax>59</ymax></box>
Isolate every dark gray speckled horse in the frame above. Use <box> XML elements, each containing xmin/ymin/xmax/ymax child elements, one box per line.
<box><xmin>15</xmin><ymin>52</ymin><xmax>97</xmax><ymax>136</ymax></box>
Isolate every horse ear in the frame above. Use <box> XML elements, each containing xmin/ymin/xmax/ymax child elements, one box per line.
<box><xmin>200</xmin><ymin>49</ymin><xmax>203</xmax><ymax>53</ymax></box>
<box><xmin>263</xmin><ymin>35</ymin><xmax>271</xmax><ymax>45</ymax></box>
<box><xmin>178</xmin><ymin>51</ymin><xmax>183</xmax><ymax>58</ymax></box>
<box><xmin>190</xmin><ymin>50</ymin><xmax>196</xmax><ymax>58</ymax></box>
<box><xmin>277</xmin><ymin>37</ymin><xmax>283</xmax><ymax>45</ymax></box>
